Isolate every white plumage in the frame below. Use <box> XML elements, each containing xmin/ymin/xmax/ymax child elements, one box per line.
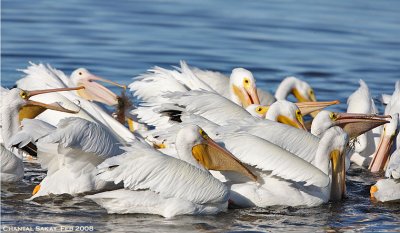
<box><xmin>1</xmin><ymin>144</ymin><xmax>24</xmax><ymax>183</ymax></box>
<box><xmin>86</xmin><ymin>126</ymin><xmax>237</xmax><ymax>218</ymax></box>
<box><xmin>16</xmin><ymin>63</ymin><xmax>135</xmax><ymax>143</ymax></box>
<box><xmin>10</xmin><ymin>117</ymin><xmax>124</xmax><ymax>198</ymax></box>
<box><xmin>219</xmin><ymin>127</ymin><xmax>348</xmax><ymax>207</ymax></box>
<box><xmin>221</xmin><ymin>133</ymin><xmax>329</xmax><ymax>187</ymax></box>
<box><xmin>347</xmin><ymin>80</ymin><xmax>382</xmax><ymax>167</ymax></box>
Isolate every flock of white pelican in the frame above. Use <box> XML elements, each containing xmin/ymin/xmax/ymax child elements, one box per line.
<box><xmin>1</xmin><ymin>61</ymin><xmax>399</xmax><ymax>218</ymax></box>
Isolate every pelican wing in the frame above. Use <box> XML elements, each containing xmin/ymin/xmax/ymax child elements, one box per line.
<box><xmin>219</xmin><ymin>118</ymin><xmax>319</xmax><ymax>163</ymax></box>
<box><xmin>222</xmin><ymin>133</ymin><xmax>329</xmax><ymax>187</ymax></box>
<box><xmin>17</xmin><ymin>63</ymin><xmax>135</xmax><ymax>143</ymax></box>
<box><xmin>97</xmin><ymin>142</ymin><xmax>228</xmax><ymax>204</ymax></box>
<box><xmin>129</xmin><ymin>61</ymin><xmax>214</xmax><ymax>103</ymax></box>
<box><xmin>190</xmin><ymin>66</ymin><xmax>230</xmax><ymax>98</ymax></box>
<box><xmin>39</xmin><ymin>117</ymin><xmax>124</xmax><ymax>158</ymax></box>
<box><xmin>129</xmin><ymin>66</ymin><xmax>189</xmax><ymax>102</ymax></box>
<box><xmin>132</xmin><ymin>102</ymin><xmax>186</xmax><ymax>130</ymax></box>
<box><xmin>165</xmin><ymin>91</ymin><xmax>252</xmax><ymax>125</ymax></box>
<box><xmin>142</xmin><ymin>113</ymin><xmax>221</xmax><ymax>150</ymax></box>
<box><xmin>8</xmin><ymin>119</ymin><xmax>56</xmax><ymax>148</ymax></box>
<box><xmin>174</xmin><ymin>61</ymin><xmax>214</xmax><ymax>92</ymax></box>
<box><xmin>17</xmin><ymin>63</ymin><xmax>70</xmax><ymax>90</ymax></box>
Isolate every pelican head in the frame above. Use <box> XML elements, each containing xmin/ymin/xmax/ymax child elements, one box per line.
<box><xmin>229</xmin><ymin>68</ymin><xmax>260</xmax><ymax>108</ymax></box>
<box><xmin>266</xmin><ymin>100</ymin><xmax>306</xmax><ymax>130</ymax></box>
<box><xmin>175</xmin><ymin>125</ymin><xmax>257</xmax><ymax>181</ymax></box>
<box><xmin>369</xmin><ymin>114</ymin><xmax>399</xmax><ymax>173</ymax></box>
<box><xmin>275</xmin><ymin>76</ymin><xmax>319</xmax><ymax>117</ymax></box>
<box><xmin>1</xmin><ymin>87</ymin><xmax>83</xmax><ymax>146</ymax></box>
<box><xmin>70</xmin><ymin>68</ymin><xmax>126</xmax><ymax>106</ymax></box>
<box><xmin>275</xmin><ymin>76</ymin><xmax>316</xmax><ymax>102</ymax></box>
<box><xmin>311</xmin><ymin>110</ymin><xmax>390</xmax><ymax>138</ymax></box>
<box><xmin>317</xmin><ymin>126</ymin><xmax>348</xmax><ymax>201</ymax></box>
<box><xmin>246</xmin><ymin>104</ymin><xmax>268</xmax><ymax>118</ymax></box>
<box><xmin>10</xmin><ymin>87</ymin><xmax>84</xmax><ymax>121</ymax></box>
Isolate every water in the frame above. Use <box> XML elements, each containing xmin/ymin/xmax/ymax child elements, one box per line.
<box><xmin>1</xmin><ymin>0</ymin><xmax>400</xmax><ymax>232</ymax></box>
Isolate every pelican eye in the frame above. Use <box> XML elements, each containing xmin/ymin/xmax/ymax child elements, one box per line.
<box><xmin>257</xmin><ymin>107</ymin><xmax>262</xmax><ymax>112</ymax></box>
<box><xmin>308</xmin><ymin>89</ymin><xmax>316</xmax><ymax>100</ymax></box>
<box><xmin>19</xmin><ymin>90</ymin><xmax>29</xmax><ymax>99</ymax></box>
<box><xmin>243</xmin><ymin>78</ymin><xmax>251</xmax><ymax>87</ymax></box>
<box><xmin>295</xmin><ymin>109</ymin><xmax>304</xmax><ymax>123</ymax></box>
<box><xmin>199</xmin><ymin>129</ymin><xmax>209</xmax><ymax>139</ymax></box>
<box><xmin>79</xmin><ymin>72</ymin><xmax>83</xmax><ymax>75</ymax></box>
<box><xmin>329</xmin><ymin>112</ymin><xmax>337</xmax><ymax>120</ymax></box>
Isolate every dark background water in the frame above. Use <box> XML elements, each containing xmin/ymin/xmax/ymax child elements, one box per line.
<box><xmin>1</xmin><ymin>0</ymin><xmax>400</xmax><ymax>232</ymax></box>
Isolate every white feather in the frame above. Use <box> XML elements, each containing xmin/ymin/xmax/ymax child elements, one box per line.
<box><xmin>222</xmin><ymin>133</ymin><xmax>329</xmax><ymax>187</ymax></box>
<box><xmin>97</xmin><ymin>143</ymin><xmax>228</xmax><ymax>205</ymax></box>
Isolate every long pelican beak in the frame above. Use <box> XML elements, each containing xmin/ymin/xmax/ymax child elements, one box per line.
<box><xmin>277</xmin><ymin>115</ymin><xmax>307</xmax><ymax>130</ymax></box>
<box><xmin>232</xmin><ymin>85</ymin><xmax>260</xmax><ymax>108</ymax></box>
<box><xmin>296</xmin><ymin>100</ymin><xmax>340</xmax><ymax>116</ymax></box>
<box><xmin>369</xmin><ymin>129</ymin><xmax>395</xmax><ymax>173</ymax></box>
<box><xmin>76</xmin><ymin>74</ymin><xmax>126</xmax><ymax>106</ymax></box>
<box><xmin>18</xmin><ymin>87</ymin><xmax>83</xmax><ymax>121</ymax></box>
<box><xmin>192</xmin><ymin>137</ymin><xmax>257</xmax><ymax>181</ymax></box>
<box><xmin>330</xmin><ymin>149</ymin><xmax>346</xmax><ymax>201</ymax></box>
<box><xmin>333</xmin><ymin>113</ymin><xmax>391</xmax><ymax>138</ymax></box>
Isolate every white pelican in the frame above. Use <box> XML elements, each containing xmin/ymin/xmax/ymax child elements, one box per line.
<box><xmin>188</xmin><ymin>64</ymin><xmax>276</xmax><ymax>106</ymax></box>
<box><xmin>369</xmin><ymin>82</ymin><xmax>400</xmax><ymax>172</ymax></box>
<box><xmin>275</xmin><ymin>76</ymin><xmax>322</xmax><ymax>117</ymax></box>
<box><xmin>86</xmin><ymin>125</ymin><xmax>255</xmax><ymax>218</ymax></box>
<box><xmin>275</xmin><ymin>76</ymin><xmax>316</xmax><ymax>102</ymax></box>
<box><xmin>180</xmin><ymin>63</ymin><xmax>321</xmax><ymax>109</ymax></box>
<box><xmin>215</xmin><ymin>126</ymin><xmax>348</xmax><ymax>207</ymax></box>
<box><xmin>1</xmin><ymin>86</ymin><xmax>83</xmax><ymax>147</ymax></box>
<box><xmin>214</xmin><ymin>110</ymin><xmax>388</xmax><ymax>170</ymax></box>
<box><xmin>345</xmin><ymin>80</ymin><xmax>383</xmax><ymax>167</ymax></box>
<box><xmin>10</xmin><ymin>117</ymin><xmax>125</xmax><ymax>199</ymax></box>
<box><xmin>1</xmin><ymin>86</ymin><xmax>83</xmax><ymax>182</ymax></box>
<box><xmin>311</xmin><ymin>111</ymin><xmax>390</xmax><ymax>139</ymax></box>
<box><xmin>129</xmin><ymin>61</ymin><xmax>260</xmax><ymax>108</ymax></box>
<box><xmin>16</xmin><ymin>63</ymin><xmax>135</xmax><ymax>142</ymax></box>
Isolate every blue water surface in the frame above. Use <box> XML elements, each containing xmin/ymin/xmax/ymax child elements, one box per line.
<box><xmin>1</xmin><ymin>0</ymin><xmax>400</xmax><ymax>232</ymax></box>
